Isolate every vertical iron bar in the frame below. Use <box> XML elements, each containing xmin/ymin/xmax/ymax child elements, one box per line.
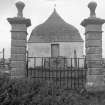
<box><xmin>85</xmin><ymin>69</ymin><xmax>87</xmax><ymax>88</ymax></box>
<box><xmin>78</xmin><ymin>58</ymin><xmax>79</xmax><ymax>70</ymax></box>
<box><xmin>33</xmin><ymin>57</ymin><xmax>35</xmax><ymax>79</ymax></box>
<box><xmin>56</xmin><ymin>69</ymin><xmax>57</xmax><ymax>86</ymax></box>
<box><xmin>82</xmin><ymin>68</ymin><xmax>83</xmax><ymax>88</ymax></box>
<box><xmin>81</xmin><ymin>59</ymin><xmax>83</xmax><ymax>88</ymax></box>
<box><xmin>64</xmin><ymin>57</ymin><xmax>65</xmax><ymax>88</ymax></box>
<box><xmin>74</xmin><ymin>70</ymin><xmax>75</xmax><ymax>89</ymax></box>
<box><xmin>66</xmin><ymin>58</ymin><xmax>68</xmax><ymax>88</ymax></box>
<box><xmin>77</xmin><ymin>58</ymin><xmax>79</xmax><ymax>88</ymax></box>
<box><xmin>42</xmin><ymin>57</ymin><xmax>43</xmax><ymax>81</ymax></box>
<box><xmin>60</xmin><ymin>69</ymin><xmax>61</xmax><ymax>88</ymax></box>
<box><xmin>38</xmin><ymin>57</ymin><xmax>39</xmax><ymax>81</ymax></box>
<box><xmin>26</xmin><ymin>59</ymin><xmax>28</xmax><ymax>77</ymax></box>
<box><xmin>78</xmin><ymin>68</ymin><xmax>79</xmax><ymax>88</ymax></box>
<box><xmin>77</xmin><ymin>59</ymin><xmax>79</xmax><ymax>88</ymax></box>
<box><xmin>44</xmin><ymin>57</ymin><xmax>46</xmax><ymax>80</ymax></box>
<box><xmin>56</xmin><ymin>57</ymin><xmax>57</xmax><ymax>70</ymax></box>
<box><xmin>26</xmin><ymin>51</ymin><xmax>28</xmax><ymax>77</ymax></box>
<box><xmin>34</xmin><ymin>57</ymin><xmax>36</xmax><ymax>69</ymax></box>
<box><xmin>84</xmin><ymin>56</ymin><xmax>87</xmax><ymax>69</ymax></box>
<box><xmin>49</xmin><ymin>57</ymin><xmax>50</xmax><ymax>81</ymax></box>
<box><xmin>71</xmin><ymin>58</ymin><xmax>72</xmax><ymax>89</ymax></box>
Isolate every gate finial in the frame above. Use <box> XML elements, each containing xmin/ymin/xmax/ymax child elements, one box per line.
<box><xmin>16</xmin><ymin>1</ymin><xmax>25</xmax><ymax>17</ymax></box>
<box><xmin>88</xmin><ymin>1</ymin><xmax>97</xmax><ymax>17</ymax></box>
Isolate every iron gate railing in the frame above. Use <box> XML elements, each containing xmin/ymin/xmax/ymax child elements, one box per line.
<box><xmin>26</xmin><ymin>57</ymin><xmax>87</xmax><ymax>89</ymax></box>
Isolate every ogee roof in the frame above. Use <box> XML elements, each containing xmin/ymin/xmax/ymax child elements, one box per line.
<box><xmin>28</xmin><ymin>9</ymin><xmax>83</xmax><ymax>43</ymax></box>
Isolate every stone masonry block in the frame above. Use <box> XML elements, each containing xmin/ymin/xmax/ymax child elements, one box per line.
<box><xmin>12</xmin><ymin>24</ymin><xmax>27</xmax><ymax>32</ymax></box>
<box><xmin>11</xmin><ymin>68</ymin><xmax>25</xmax><ymax>75</ymax></box>
<box><xmin>85</xmin><ymin>24</ymin><xmax>102</xmax><ymax>32</ymax></box>
<box><xmin>86</xmin><ymin>84</ymin><xmax>105</xmax><ymax>92</ymax></box>
<box><xmin>86</xmin><ymin>40</ymin><xmax>102</xmax><ymax>47</ymax></box>
<box><xmin>11</xmin><ymin>39</ymin><xmax>26</xmax><ymax>47</ymax></box>
<box><xmin>86</xmin><ymin>47</ymin><xmax>102</xmax><ymax>54</ymax></box>
<box><xmin>86</xmin><ymin>33</ymin><xmax>102</xmax><ymax>40</ymax></box>
<box><xmin>11</xmin><ymin>61</ymin><xmax>26</xmax><ymax>68</ymax></box>
<box><xmin>87</xmin><ymin>68</ymin><xmax>105</xmax><ymax>75</ymax></box>
<box><xmin>86</xmin><ymin>75</ymin><xmax>105</xmax><ymax>92</ymax></box>
<box><xmin>87</xmin><ymin>75</ymin><xmax>105</xmax><ymax>83</ymax></box>
<box><xmin>11</xmin><ymin>68</ymin><xmax>25</xmax><ymax>78</ymax></box>
<box><xmin>11</xmin><ymin>54</ymin><xmax>26</xmax><ymax>61</ymax></box>
<box><xmin>10</xmin><ymin>75</ymin><xmax>25</xmax><ymax>78</ymax></box>
<box><xmin>87</xmin><ymin>61</ymin><xmax>102</xmax><ymax>68</ymax></box>
<box><xmin>86</xmin><ymin>54</ymin><xmax>102</xmax><ymax>61</ymax></box>
<box><xmin>12</xmin><ymin>32</ymin><xmax>26</xmax><ymax>40</ymax></box>
<box><xmin>11</xmin><ymin>47</ymin><xmax>26</xmax><ymax>54</ymax></box>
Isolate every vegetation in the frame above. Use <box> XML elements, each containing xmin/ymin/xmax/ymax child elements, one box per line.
<box><xmin>0</xmin><ymin>73</ymin><xmax>105</xmax><ymax>105</ymax></box>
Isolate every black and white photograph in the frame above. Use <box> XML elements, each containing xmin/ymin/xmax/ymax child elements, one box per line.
<box><xmin>0</xmin><ymin>0</ymin><xmax>105</xmax><ymax>104</ymax></box>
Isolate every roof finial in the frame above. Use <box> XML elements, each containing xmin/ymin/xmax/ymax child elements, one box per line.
<box><xmin>54</xmin><ymin>3</ymin><xmax>56</xmax><ymax>11</ymax></box>
<box><xmin>54</xmin><ymin>4</ymin><xmax>56</xmax><ymax>8</ymax></box>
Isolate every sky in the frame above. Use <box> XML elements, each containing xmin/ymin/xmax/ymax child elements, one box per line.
<box><xmin>0</xmin><ymin>0</ymin><xmax>105</xmax><ymax>58</ymax></box>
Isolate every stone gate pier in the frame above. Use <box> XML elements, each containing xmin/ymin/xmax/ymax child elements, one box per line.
<box><xmin>7</xmin><ymin>1</ymin><xmax>31</xmax><ymax>78</ymax></box>
<box><xmin>81</xmin><ymin>2</ymin><xmax>105</xmax><ymax>92</ymax></box>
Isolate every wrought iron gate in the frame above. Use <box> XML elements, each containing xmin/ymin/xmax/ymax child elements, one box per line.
<box><xmin>26</xmin><ymin>57</ymin><xmax>87</xmax><ymax>89</ymax></box>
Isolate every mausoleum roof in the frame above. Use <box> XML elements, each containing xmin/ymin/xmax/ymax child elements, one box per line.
<box><xmin>28</xmin><ymin>9</ymin><xmax>83</xmax><ymax>43</ymax></box>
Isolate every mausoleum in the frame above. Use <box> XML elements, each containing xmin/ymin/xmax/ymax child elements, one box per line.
<box><xmin>28</xmin><ymin>9</ymin><xmax>84</xmax><ymax>58</ymax></box>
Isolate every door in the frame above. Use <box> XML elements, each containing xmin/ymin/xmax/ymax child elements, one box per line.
<box><xmin>51</xmin><ymin>43</ymin><xmax>59</xmax><ymax>57</ymax></box>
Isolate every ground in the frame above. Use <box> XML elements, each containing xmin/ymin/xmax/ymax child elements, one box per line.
<box><xmin>0</xmin><ymin>72</ymin><xmax>105</xmax><ymax>105</ymax></box>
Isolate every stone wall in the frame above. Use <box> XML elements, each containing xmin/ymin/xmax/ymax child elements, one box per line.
<box><xmin>28</xmin><ymin>42</ymin><xmax>84</xmax><ymax>68</ymax></box>
<box><xmin>28</xmin><ymin>42</ymin><xmax>84</xmax><ymax>58</ymax></box>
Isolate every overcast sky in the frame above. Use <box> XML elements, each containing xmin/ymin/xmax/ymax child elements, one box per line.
<box><xmin>0</xmin><ymin>0</ymin><xmax>105</xmax><ymax>58</ymax></box>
